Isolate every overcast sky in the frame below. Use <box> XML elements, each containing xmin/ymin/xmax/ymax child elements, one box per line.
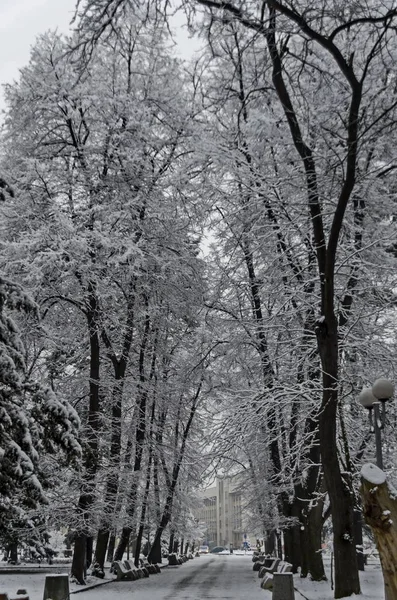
<box><xmin>0</xmin><ymin>0</ymin><xmax>198</xmax><ymax>116</ymax></box>
<box><xmin>0</xmin><ymin>0</ymin><xmax>76</xmax><ymax>109</ymax></box>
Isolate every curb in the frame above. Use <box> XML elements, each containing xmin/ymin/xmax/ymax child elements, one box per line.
<box><xmin>71</xmin><ymin>579</ymin><xmax>116</xmax><ymax>594</ymax></box>
<box><xmin>294</xmin><ymin>588</ymin><xmax>310</xmax><ymax>600</ymax></box>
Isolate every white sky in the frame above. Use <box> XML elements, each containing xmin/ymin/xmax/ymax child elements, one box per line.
<box><xmin>0</xmin><ymin>0</ymin><xmax>199</xmax><ymax>116</ymax></box>
<box><xmin>0</xmin><ymin>0</ymin><xmax>76</xmax><ymax>108</ymax></box>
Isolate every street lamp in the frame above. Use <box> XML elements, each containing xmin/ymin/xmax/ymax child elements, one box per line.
<box><xmin>358</xmin><ymin>378</ymin><xmax>395</xmax><ymax>470</ymax></box>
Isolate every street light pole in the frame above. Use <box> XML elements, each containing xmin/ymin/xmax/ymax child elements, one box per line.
<box><xmin>358</xmin><ymin>378</ymin><xmax>394</xmax><ymax>470</ymax></box>
<box><xmin>372</xmin><ymin>402</ymin><xmax>383</xmax><ymax>470</ymax></box>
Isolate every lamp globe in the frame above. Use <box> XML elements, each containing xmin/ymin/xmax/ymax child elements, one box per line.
<box><xmin>372</xmin><ymin>378</ymin><xmax>394</xmax><ymax>402</ymax></box>
<box><xmin>358</xmin><ymin>388</ymin><xmax>376</xmax><ymax>410</ymax></box>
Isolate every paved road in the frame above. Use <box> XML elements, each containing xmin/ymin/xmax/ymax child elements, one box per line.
<box><xmin>82</xmin><ymin>555</ymin><xmax>263</xmax><ymax>600</ymax></box>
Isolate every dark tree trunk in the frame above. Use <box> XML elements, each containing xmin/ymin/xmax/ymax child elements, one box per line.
<box><xmin>95</xmin><ymin>287</ymin><xmax>136</xmax><ymax>568</ymax></box>
<box><xmin>149</xmin><ymin>533</ymin><xmax>163</xmax><ymax>565</ymax></box>
<box><xmin>354</xmin><ymin>507</ymin><xmax>365</xmax><ymax>571</ymax></box>
<box><xmin>9</xmin><ymin>543</ymin><xmax>18</xmax><ymax>564</ymax></box>
<box><xmin>114</xmin><ymin>307</ymin><xmax>153</xmax><ymax>561</ymax></box>
<box><xmin>168</xmin><ymin>531</ymin><xmax>175</xmax><ymax>555</ymax></box>
<box><xmin>306</xmin><ymin>500</ymin><xmax>327</xmax><ymax>581</ymax></box>
<box><xmin>130</xmin><ymin>537</ymin><xmax>137</xmax><ymax>560</ymax></box>
<box><xmin>135</xmin><ymin>526</ymin><xmax>145</xmax><ymax>567</ymax></box>
<box><xmin>153</xmin><ymin>454</ymin><xmax>162</xmax><ymax>524</ymax></box>
<box><xmin>299</xmin><ymin>418</ymin><xmax>326</xmax><ymax>582</ymax></box>
<box><xmin>135</xmin><ymin>402</ymin><xmax>155</xmax><ymax>567</ymax></box>
<box><xmin>147</xmin><ymin>380</ymin><xmax>202</xmax><ymax>565</ymax></box>
<box><xmin>264</xmin><ymin>6</ymin><xmax>362</xmax><ymax>596</ymax></box>
<box><xmin>276</xmin><ymin>531</ymin><xmax>282</xmax><ymax>559</ymax></box>
<box><xmin>86</xmin><ymin>537</ymin><xmax>93</xmax><ymax>569</ymax></box>
<box><xmin>94</xmin><ymin>370</ymin><xmax>124</xmax><ymax>568</ymax></box>
<box><xmin>95</xmin><ymin>530</ymin><xmax>109</xmax><ymax>570</ymax></box>
<box><xmin>300</xmin><ymin>523</ymin><xmax>309</xmax><ymax>578</ymax></box>
<box><xmin>106</xmin><ymin>533</ymin><xmax>116</xmax><ymax>563</ymax></box>
<box><xmin>149</xmin><ymin>505</ymin><xmax>173</xmax><ymax>564</ymax></box>
<box><xmin>72</xmin><ymin>535</ymin><xmax>87</xmax><ymax>585</ymax></box>
<box><xmin>318</xmin><ymin>327</ymin><xmax>360</xmax><ymax>597</ymax></box>
<box><xmin>173</xmin><ymin>539</ymin><xmax>179</xmax><ymax>554</ymax></box>
<box><xmin>283</xmin><ymin>499</ymin><xmax>302</xmax><ymax>573</ymax></box>
<box><xmin>71</xmin><ymin>295</ymin><xmax>101</xmax><ymax>583</ymax></box>
<box><xmin>265</xmin><ymin>530</ymin><xmax>276</xmax><ymax>555</ymax></box>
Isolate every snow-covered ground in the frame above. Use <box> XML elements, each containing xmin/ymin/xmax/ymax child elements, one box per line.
<box><xmin>0</xmin><ymin>555</ymin><xmax>384</xmax><ymax>600</ymax></box>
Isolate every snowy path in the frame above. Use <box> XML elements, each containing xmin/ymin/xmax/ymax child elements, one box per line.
<box><xmin>82</xmin><ymin>555</ymin><xmax>262</xmax><ymax>600</ymax></box>
<box><xmin>0</xmin><ymin>555</ymin><xmax>385</xmax><ymax>600</ymax></box>
<box><xmin>0</xmin><ymin>555</ymin><xmax>262</xmax><ymax>600</ymax></box>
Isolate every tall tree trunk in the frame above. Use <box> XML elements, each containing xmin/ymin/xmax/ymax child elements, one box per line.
<box><xmin>318</xmin><ymin>325</ymin><xmax>359</xmax><ymax>597</ymax></box>
<box><xmin>9</xmin><ymin>543</ymin><xmax>18</xmax><ymax>564</ymax></box>
<box><xmin>148</xmin><ymin>380</ymin><xmax>202</xmax><ymax>564</ymax></box>
<box><xmin>95</xmin><ymin>282</ymin><xmax>136</xmax><ymax>568</ymax></box>
<box><xmin>86</xmin><ymin>537</ymin><xmax>93</xmax><ymax>569</ymax></box>
<box><xmin>168</xmin><ymin>531</ymin><xmax>175</xmax><ymax>556</ymax></box>
<box><xmin>354</xmin><ymin>507</ymin><xmax>365</xmax><ymax>572</ymax></box>
<box><xmin>106</xmin><ymin>533</ymin><xmax>116</xmax><ymax>563</ymax></box>
<box><xmin>71</xmin><ymin>293</ymin><xmax>101</xmax><ymax>584</ymax></box>
<box><xmin>153</xmin><ymin>453</ymin><xmax>162</xmax><ymax>524</ymax></box>
<box><xmin>300</xmin><ymin>521</ymin><xmax>309</xmax><ymax>578</ymax></box>
<box><xmin>94</xmin><ymin>531</ymin><xmax>109</xmax><ymax>571</ymax></box>
<box><xmin>263</xmin><ymin>5</ymin><xmax>362</xmax><ymax>596</ymax></box>
<box><xmin>72</xmin><ymin>535</ymin><xmax>87</xmax><ymax>583</ymax></box>
<box><xmin>113</xmin><ymin>306</ymin><xmax>153</xmax><ymax>561</ymax></box>
<box><xmin>283</xmin><ymin>499</ymin><xmax>302</xmax><ymax>573</ymax></box>
<box><xmin>265</xmin><ymin>531</ymin><xmax>276</xmax><ymax>555</ymax></box>
<box><xmin>134</xmin><ymin>403</ymin><xmax>155</xmax><ymax>567</ymax></box>
<box><xmin>94</xmin><ymin>364</ymin><xmax>125</xmax><ymax>568</ymax></box>
<box><xmin>299</xmin><ymin>418</ymin><xmax>326</xmax><ymax>581</ymax></box>
<box><xmin>306</xmin><ymin>498</ymin><xmax>326</xmax><ymax>581</ymax></box>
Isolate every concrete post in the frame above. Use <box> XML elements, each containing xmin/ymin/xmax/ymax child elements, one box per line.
<box><xmin>272</xmin><ymin>572</ymin><xmax>295</xmax><ymax>600</ymax></box>
<box><xmin>43</xmin><ymin>574</ymin><xmax>70</xmax><ymax>600</ymax></box>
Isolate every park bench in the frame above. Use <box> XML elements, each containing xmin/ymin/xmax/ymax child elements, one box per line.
<box><xmin>252</xmin><ymin>553</ymin><xmax>265</xmax><ymax>563</ymax></box>
<box><xmin>112</xmin><ymin>560</ymin><xmax>136</xmax><ymax>580</ymax></box>
<box><xmin>124</xmin><ymin>560</ymin><xmax>148</xmax><ymax>578</ymax></box>
<box><xmin>142</xmin><ymin>563</ymin><xmax>159</xmax><ymax>574</ymax></box>
<box><xmin>253</xmin><ymin>557</ymin><xmax>274</xmax><ymax>571</ymax></box>
<box><xmin>255</xmin><ymin>556</ymin><xmax>280</xmax><ymax>574</ymax></box>
<box><xmin>258</xmin><ymin>557</ymin><xmax>283</xmax><ymax>578</ymax></box>
<box><xmin>260</xmin><ymin>561</ymin><xmax>293</xmax><ymax>589</ymax></box>
<box><xmin>168</xmin><ymin>553</ymin><xmax>184</xmax><ymax>566</ymax></box>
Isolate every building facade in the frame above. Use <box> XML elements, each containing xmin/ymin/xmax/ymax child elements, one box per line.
<box><xmin>196</xmin><ymin>476</ymin><xmax>256</xmax><ymax>549</ymax></box>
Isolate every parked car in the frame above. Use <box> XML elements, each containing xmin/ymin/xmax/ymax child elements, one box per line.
<box><xmin>210</xmin><ymin>546</ymin><xmax>225</xmax><ymax>554</ymax></box>
<box><xmin>199</xmin><ymin>545</ymin><xmax>209</xmax><ymax>554</ymax></box>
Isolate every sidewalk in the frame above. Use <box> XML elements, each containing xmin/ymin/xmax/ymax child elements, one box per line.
<box><xmin>0</xmin><ymin>563</ymin><xmax>115</xmax><ymax>599</ymax></box>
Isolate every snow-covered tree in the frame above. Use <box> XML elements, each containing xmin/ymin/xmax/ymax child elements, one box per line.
<box><xmin>0</xmin><ymin>274</ymin><xmax>81</xmax><ymax>555</ymax></box>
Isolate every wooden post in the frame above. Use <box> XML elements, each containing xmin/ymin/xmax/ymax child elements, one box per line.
<box><xmin>360</xmin><ymin>463</ymin><xmax>397</xmax><ymax>600</ymax></box>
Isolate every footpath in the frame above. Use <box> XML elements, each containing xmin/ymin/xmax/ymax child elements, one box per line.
<box><xmin>0</xmin><ymin>557</ymin><xmax>385</xmax><ymax>600</ymax></box>
<box><xmin>0</xmin><ymin>562</ymin><xmax>113</xmax><ymax>599</ymax></box>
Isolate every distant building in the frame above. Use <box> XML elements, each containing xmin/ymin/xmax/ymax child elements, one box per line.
<box><xmin>196</xmin><ymin>476</ymin><xmax>257</xmax><ymax>549</ymax></box>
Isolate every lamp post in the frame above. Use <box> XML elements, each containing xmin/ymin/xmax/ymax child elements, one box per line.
<box><xmin>358</xmin><ymin>378</ymin><xmax>395</xmax><ymax>470</ymax></box>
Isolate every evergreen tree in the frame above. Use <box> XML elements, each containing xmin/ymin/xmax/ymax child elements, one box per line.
<box><xmin>0</xmin><ymin>274</ymin><xmax>81</xmax><ymax>554</ymax></box>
